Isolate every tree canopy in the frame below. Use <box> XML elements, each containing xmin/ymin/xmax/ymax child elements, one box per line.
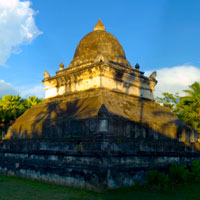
<box><xmin>156</xmin><ymin>82</ymin><xmax>200</xmax><ymax>134</ymax></box>
<box><xmin>0</xmin><ymin>95</ymin><xmax>44</xmax><ymax>139</ymax></box>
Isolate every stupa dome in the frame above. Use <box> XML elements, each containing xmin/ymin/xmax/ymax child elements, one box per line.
<box><xmin>70</xmin><ymin>19</ymin><xmax>130</xmax><ymax>67</ymax></box>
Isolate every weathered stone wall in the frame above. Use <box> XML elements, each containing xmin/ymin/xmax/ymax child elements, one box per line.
<box><xmin>1</xmin><ymin>114</ymin><xmax>200</xmax><ymax>190</ymax></box>
<box><xmin>1</xmin><ymin>138</ymin><xmax>200</xmax><ymax>190</ymax></box>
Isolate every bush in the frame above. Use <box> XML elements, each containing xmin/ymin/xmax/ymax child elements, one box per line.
<box><xmin>146</xmin><ymin>161</ymin><xmax>200</xmax><ymax>190</ymax></box>
<box><xmin>190</xmin><ymin>160</ymin><xmax>200</xmax><ymax>183</ymax></box>
<box><xmin>169</xmin><ymin>163</ymin><xmax>190</xmax><ymax>185</ymax></box>
<box><xmin>147</xmin><ymin>170</ymin><xmax>168</xmax><ymax>190</ymax></box>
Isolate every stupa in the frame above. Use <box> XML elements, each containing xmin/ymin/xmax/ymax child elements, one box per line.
<box><xmin>42</xmin><ymin>19</ymin><xmax>156</xmax><ymax>101</ymax></box>
<box><xmin>0</xmin><ymin>20</ymin><xmax>200</xmax><ymax>190</ymax></box>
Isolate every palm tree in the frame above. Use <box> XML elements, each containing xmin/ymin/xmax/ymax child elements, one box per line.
<box><xmin>182</xmin><ymin>82</ymin><xmax>200</xmax><ymax>108</ymax></box>
<box><xmin>27</xmin><ymin>96</ymin><xmax>44</xmax><ymax>108</ymax></box>
<box><xmin>178</xmin><ymin>82</ymin><xmax>200</xmax><ymax>133</ymax></box>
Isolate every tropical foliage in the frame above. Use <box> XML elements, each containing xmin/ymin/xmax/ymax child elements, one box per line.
<box><xmin>147</xmin><ymin>161</ymin><xmax>200</xmax><ymax>191</ymax></box>
<box><xmin>0</xmin><ymin>95</ymin><xmax>43</xmax><ymax>139</ymax></box>
<box><xmin>156</xmin><ymin>82</ymin><xmax>200</xmax><ymax>134</ymax></box>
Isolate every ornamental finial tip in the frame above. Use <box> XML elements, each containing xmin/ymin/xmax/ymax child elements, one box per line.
<box><xmin>94</xmin><ymin>18</ymin><xmax>105</xmax><ymax>31</ymax></box>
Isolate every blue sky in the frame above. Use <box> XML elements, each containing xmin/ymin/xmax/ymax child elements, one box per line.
<box><xmin>0</xmin><ymin>0</ymin><xmax>200</xmax><ymax>97</ymax></box>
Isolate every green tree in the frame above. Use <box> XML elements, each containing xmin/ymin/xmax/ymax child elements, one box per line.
<box><xmin>0</xmin><ymin>95</ymin><xmax>25</xmax><ymax>122</ymax></box>
<box><xmin>0</xmin><ymin>95</ymin><xmax>44</xmax><ymax>139</ymax></box>
<box><xmin>156</xmin><ymin>82</ymin><xmax>200</xmax><ymax>134</ymax></box>
<box><xmin>26</xmin><ymin>96</ymin><xmax>44</xmax><ymax>108</ymax></box>
<box><xmin>156</xmin><ymin>92</ymin><xmax>179</xmax><ymax>112</ymax></box>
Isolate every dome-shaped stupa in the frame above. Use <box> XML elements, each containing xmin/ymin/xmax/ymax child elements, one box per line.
<box><xmin>42</xmin><ymin>19</ymin><xmax>157</xmax><ymax>100</ymax></box>
<box><xmin>70</xmin><ymin>19</ymin><xmax>130</xmax><ymax>67</ymax></box>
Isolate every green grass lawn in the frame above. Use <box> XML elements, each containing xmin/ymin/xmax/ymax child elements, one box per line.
<box><xmin>0</xmin><ymin>175</ymin><xmax>200</xmax><ymax>200</ymax></box>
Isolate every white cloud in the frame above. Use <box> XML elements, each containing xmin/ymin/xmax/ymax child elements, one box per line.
<box><xmin>0</xmin><ymin>80</ymin><xmax>44</xmax><ymax>98</ymax></box>
<box><xmin>17</xmin><ymin>84</ymin><xmax>45</xmax><ymax>98</ymax></box>
<box><xmin>0</xmin><ymin>0</ymin><xmax>42</xmax><ymax>66</ymax></box>
<box><xmin>0</xmin><ymin>80</ymin><xmax>18</xmax><ymax>96</ymax></box>
<box><xmin>146</xmin><ymin>65</ymin><xmax>200</xmax><ymax>97</ymax></box>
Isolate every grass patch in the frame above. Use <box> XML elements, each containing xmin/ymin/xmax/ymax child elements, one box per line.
<box><xmin>0</xmin><ymin>175</ymin><xmax>99</xmax><ymax>200</ymax></box>
<box><xmin>1</xmin><ymin>175</ymin><xmax>200</xmax><ymax>200</ymax></box>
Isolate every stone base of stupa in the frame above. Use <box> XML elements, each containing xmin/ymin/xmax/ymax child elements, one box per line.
<box><xmin>0</xmin><ymin>89</ymin><xmax>200</xmax><ymax>190</ymax></box>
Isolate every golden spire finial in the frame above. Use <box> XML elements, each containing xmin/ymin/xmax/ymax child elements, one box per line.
<box><xmin>59</xmin><ymin>62</ymin><xmax>64</xmax><ymax>70</ymax></box>
<box><xmin>94</xmin><ymin>19</ymin><xmax>105</xmax><ymax>31</ymax></box>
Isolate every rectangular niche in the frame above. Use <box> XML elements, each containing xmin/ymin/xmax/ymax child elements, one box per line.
<box><xmin>99</xmin><ymin>119</ymin><xmax>108</xmax><ymax>132</ymax></box>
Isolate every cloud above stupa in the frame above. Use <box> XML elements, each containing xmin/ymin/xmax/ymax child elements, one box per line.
<box><xmin>0</xmin><ymin>0</ymin><xmax>42</xmax><ymax>66</ymax></box>
<box><xmin>147</xmin><ymin>65</ymin><xmax>200</xmax><ymax>97</ymax></box>
<box><xmin>0</xmin><ymin>80</ymin><xmax>45</xmax><ymax>98</ymax></box>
